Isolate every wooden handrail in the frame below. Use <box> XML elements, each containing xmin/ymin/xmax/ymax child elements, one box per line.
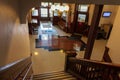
<box><xmin>66</xmin><ymin>57</ymin><xmax>120</xmax><ymax>80</ymax></box>
<box><xmin>0</xmin><ymin>57</ymin><xmax>33</xmax><ymax>80</ymax></box>
<box><xmin>22</xmin><ymin>64</ymin><xmax>32</xmax><ymax>80</ymax></box>
<box><xmin>69</xmin><ymin>58</ymin><xmax>120</xmax><ymax>70</ymax></box>
<box><xmin>103</xmin><ymin>46</ymin><xmax>112</xmax><ymax>62</ymax></box>
<box><xmin>0</xmin><ymin>58</ymin><xmax>26</xmax><ymax>72</ymax></box>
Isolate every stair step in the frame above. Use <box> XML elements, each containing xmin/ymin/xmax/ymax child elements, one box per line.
<box><xmin>33</xmin><ymin>71</ymin><xmax>77</xmax><ymax>80</ymax></box>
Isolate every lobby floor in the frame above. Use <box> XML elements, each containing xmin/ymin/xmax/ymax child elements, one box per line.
<box><xmin>30</xmin><ymin>21</ymin><xmax>107</xmax><ymax>75</ymax></box>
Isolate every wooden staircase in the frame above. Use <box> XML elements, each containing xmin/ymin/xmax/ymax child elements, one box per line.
<box><xmin>0</xmin><ymin>53</ymin><xmax>120</xmax><ymax>80</ymax></box>
<box><xmin>33</xmin><ymin>71</ymin><xmax>77</xmax><ymax>80</ymax></box>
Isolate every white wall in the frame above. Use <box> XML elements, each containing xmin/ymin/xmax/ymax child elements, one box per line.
<box><xmin>107</xmin><ymin>6</ymin><xmax>120</xmax><ymax>64</ymax></box>
<box><xmin>99</xmin><ymin>5</ymin><xmax>118</xmax><ymax>26</ymax></box>
<box><xmin>88</xmin><ymin>4</ymin><xmax>95</xmax><ymax>25</ymax></box>
<box><xmin>0</xmin><ymin>0</ymin><xmax>30</xmax><ymax>66</ymax></box>
<box><xmin>88</xmin><ymin>5</ymin><xmax>118</xmax><ymax>26</ymax></box>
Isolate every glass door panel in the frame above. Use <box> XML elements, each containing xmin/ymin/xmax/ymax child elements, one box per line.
<box><xmin>40</xmin><ymin>8</ymin><xmax>48</xmax><ymax>17</ymax></box>
<box><xmin>78</xmin><ymin>14</ymin><xmax>86</xmax><ymax>22</ymax></box>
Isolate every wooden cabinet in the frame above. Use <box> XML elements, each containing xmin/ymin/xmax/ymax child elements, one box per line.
<box><xmin>52</xmin><ymin>16</ymin><xmax>60</xmax><ymax>25</ymax></box>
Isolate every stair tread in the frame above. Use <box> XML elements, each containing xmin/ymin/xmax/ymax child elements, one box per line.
<box><xmin>34</xmin><ymin>71</ymin><xmax>65</xmax><ymax>76</ymax></box>
<box><xmin>33</xmin><ymin>71</ymin><xmax>77</xmax><ymax>80</ymax></box>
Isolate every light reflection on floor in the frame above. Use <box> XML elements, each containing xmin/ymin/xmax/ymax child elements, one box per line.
<box><xmin>41</xmin><ymin>34</ymin><xmax>49</xmax><ymax>40</ymax></box>
<box><xmin>39</xmin><ymin>22</ymin><xmax>58</xmax><ymax>41</ymax></box>
<box><xmin>31</xmin><ymin>22</ymin><xmax>66</xmax><ymax>75</ymax></box>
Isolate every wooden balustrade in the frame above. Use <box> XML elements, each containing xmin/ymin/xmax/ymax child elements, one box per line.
<box><xmin>66</xmin><ymin>57</ymin><xmax>120</xmax><ymax>80</ymax></box>
<box><xmin>0</xmin><ymin>57</ymin><xmax>33</xmax><ymax>80</ymax></box>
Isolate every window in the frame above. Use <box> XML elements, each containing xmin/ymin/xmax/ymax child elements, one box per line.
<box><xmin>40</xmin><ymin>2</ymin><xmax>53</xmax><ymax>18</ymax></box>
<box><xmin>49</xmin><ymin>8</ymin><xmax>53</xmax><ymax>17</ymax></box>
<box><xmin>32</xmin><ymin>9</ymin><xmax>38</xmax><ymax>16</ymax></box>
<box><xmin>40</xmin><ymin>8</ymin><xmax>48</xmax><ymax>17</ymax></box>
<box><xmin>41</xmin><ymin>2</ymin><xmax>48</xmax><ymax>7</ymax></box>
<box><xmin>77</xmin><ymin>4</ymin><xmax>89</xmax><ymax>23</ymax></box>
<box><xmin>78</xmin><ymin>5</ymin><xmax>88</xmax><ymax>12</ymax></box>
<box><xmin>54</xmin><ymin>10</ymin><xmax>59</xmax><ymax>16</ymax></box>
<box><xmin>78</xmin><ymin>14</ymin><xmax>86</xmax><ymax>22</ymax></box>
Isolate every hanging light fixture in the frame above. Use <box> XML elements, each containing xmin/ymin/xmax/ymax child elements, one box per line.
<box><xmin>59</xmin><ymin>6</ymin><xmax>64</xmax><ymax>12</ymax></box>
<box><xmin>51</xmin><ymin>5</ymin><xmax>55</xmax><ymax>11</ymax></box>
<box><xmin>56</xmin><ymin>5</ymin><xmax>61</xmax><ymax>10</ymax></box>
<box><xmin>51</xmin><ymin>4</ymin><xmax>69</xmax><ymax>12</ymax></box>
<box><xmin>64</xmin><ymin>5</ymin><xmax>69</xmax><ymax>11</ymax></box>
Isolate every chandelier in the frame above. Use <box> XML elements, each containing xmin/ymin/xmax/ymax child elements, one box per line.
<box><xmin>51</xmin><ymin>5</ymin><xmax>69</xmax><ymax>11</ymax></box>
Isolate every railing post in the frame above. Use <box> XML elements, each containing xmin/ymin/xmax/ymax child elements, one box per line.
<box><xmin>64</xmin><ymin>52</ymin><xmax>77</xmax><ymax>72</ymax></box>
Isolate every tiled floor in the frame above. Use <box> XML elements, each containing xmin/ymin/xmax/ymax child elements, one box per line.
<box><xmin>30</xmin><ymin>22</ymin><xmax>68</xmax><ymax>75</ymax></box>
<box><xmin>30</xmin><ymin>21</ymin><xmax>107</xmax><ymax>75</ymax></box>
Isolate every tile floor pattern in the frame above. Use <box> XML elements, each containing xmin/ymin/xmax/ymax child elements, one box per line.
<box><xmin>30</xmin><ymin>21</ymin><xmax>107</xmax><ymax>75</ymax></box>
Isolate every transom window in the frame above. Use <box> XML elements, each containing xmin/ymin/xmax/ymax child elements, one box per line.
<box><xmin>78</xmin><ymin>5</ymin><xmax>89</xmax><ymax>12</ymax></box>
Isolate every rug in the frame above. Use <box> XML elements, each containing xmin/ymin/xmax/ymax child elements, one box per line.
<box><xmin>35</xmin><ymin>36</ymin><xmax>86</xmax><ymax>51</ymax></box>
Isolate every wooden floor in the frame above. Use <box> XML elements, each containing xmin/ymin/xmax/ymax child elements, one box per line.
<box><xmin>36</xmin><ymin>35</ymin><xmax>84</xmax><ymax>51</ymax></box>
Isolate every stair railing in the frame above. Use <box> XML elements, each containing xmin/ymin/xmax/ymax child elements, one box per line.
<box><xmin>66</xmin><ymin>56</ymin><xmax>120</xmax><ymax>80</ymax></box>
<box><xmin>0</xmin><ymin>57</ymin><xmax>33</xmax><ymax>80</ymax></box>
